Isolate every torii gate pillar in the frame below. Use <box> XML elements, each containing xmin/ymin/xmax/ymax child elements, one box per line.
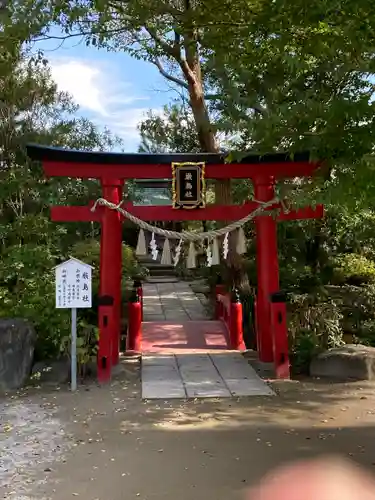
<box><xmin>98</xmin><ymin>178</ymin><xmax>123</xmax><ymax>383</ymax></box>
<box><xmin>254</xmin><ymin>176</ymin><xmax>280</xmax><ymax>363</ymax></box>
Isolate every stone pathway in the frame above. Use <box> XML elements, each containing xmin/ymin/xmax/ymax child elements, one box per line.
<box><xmin>143</xmin><ymin>281</ymin><xmax>208</xmax><ymax>321</ymax></box>
<box><xmin>141</xmin><ymin>320</ymin><xmax>230</xmax><ymax>353</ymax></box>
<box><xmin>141</xmin><ymin>280</ymin><xmax>270</xmax><ymax>399</ymax></box>
<box><xmin>142</xmin><ymin>352</ymin><xmax>275</xmax><ymax>399</ymax></box>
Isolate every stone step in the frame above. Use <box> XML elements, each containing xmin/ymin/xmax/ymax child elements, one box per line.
<box><xmin>146</xmin><ymin>276</ymin><xmax>179</xmax><ymax>284</ymax></box>
<box><xmin>146</xmin><ymin>263</ymin><xmax>175</xmax><ymax>270</ymax></box>
<box><xmin>138</xmin><ymin>258</ymin><xmax>164</xmax><ymax>267</ymax></box>
<box><xmin>149</xmin><ymin>268</ymin><xmax>176</xmax><ymax>277</ymax></box>
<box><xmin>146</xmin><ymin>263</ymin><xmax>176</xmax><ymax>277</ymax></box>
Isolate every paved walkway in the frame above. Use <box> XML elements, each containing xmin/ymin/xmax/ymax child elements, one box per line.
<box><xmin>142</xmin><ymin>352</ymin><xmax>275</xmax><ymax>399</ymax></box>
<box><xmin>142</xmin><ymin>320</ymin><xmax>230</xmax><ymax>353</ymax></box>
<box><xmin>143</xmin><ymin>281</ymin><xmax>208</xmax><ymax>321</ymax></box>
<box><xmin>141</xmin><ymin>280</ymin><xmax>273</xmax><ymax>399</ymax></box>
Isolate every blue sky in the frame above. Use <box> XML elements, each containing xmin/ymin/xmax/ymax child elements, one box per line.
<box><xmin>35</xmin><ymin>35</ymin><xmax>177</xmax><ymax>151</ymax></box>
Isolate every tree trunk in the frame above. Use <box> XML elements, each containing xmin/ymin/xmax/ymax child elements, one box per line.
<box><xmin>180</xmin><ymin>28</ymin><xmax>231</xmax><ymax>206</ymax></box>
<box><xmin>185</xmin><ymin>71</ymin><xmax>232</xmax><ymax>206</ymax></box>
<box><xmin>180</xmin><ymin>26</ymin><xmax>243</xmax><ymax>286</ymax></box>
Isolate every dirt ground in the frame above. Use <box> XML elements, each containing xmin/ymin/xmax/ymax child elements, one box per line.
<box><xmin>2</xmin><ymin>359</ymin><xmax>375</xmax><ymax>500</ymax></box>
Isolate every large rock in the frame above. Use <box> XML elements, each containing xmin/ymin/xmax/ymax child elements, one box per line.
<box><xmin>310</xmin><ymin>344</ymin><xmax>375</xmax><ymax>381</ymax></box>
<box><xmin>0</xmin><ymin>319</ymin><xmax>36</xmax><ymax>392</ymax></box>
<box><xmin>31</xmin><ymin>359</ymin><xmax>70</xmax><ymax>385</ymax></box>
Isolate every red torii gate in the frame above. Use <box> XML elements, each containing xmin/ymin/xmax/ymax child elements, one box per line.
<box><xmin>27</xmin><ymin>144</ymin><xmax>324</xmax><ymax>382</ymax></box>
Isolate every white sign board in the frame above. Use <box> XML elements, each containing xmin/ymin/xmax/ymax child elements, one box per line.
<box><xmin>55</xmin><ymin>258</ymin><xmax>93</xmax><ymax>309</ymax></box>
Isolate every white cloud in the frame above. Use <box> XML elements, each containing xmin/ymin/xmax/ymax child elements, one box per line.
<box><xmin>109</xmin><ymin>107</ymin><xmax>163</xmax><ymax>139</ymax></box>
<box><xmin>49</xmin><ymin>57</ymin><xmax>155</xmax><ymax>149</ymax></box>
<box><xmin>50</xmin><ymin>60</ymin><xmax>107</xmax><ymax>115</ymax></box>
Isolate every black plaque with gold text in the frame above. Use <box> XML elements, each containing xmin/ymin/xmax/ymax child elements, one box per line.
<box><xmin>172</xmin><ymin>162</ymin><xmax>206</xmax><ymax>209</ymax></box>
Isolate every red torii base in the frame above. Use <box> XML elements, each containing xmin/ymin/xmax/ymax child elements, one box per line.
<box><xmin>26</xmin><ymin>145</ymin><xmax>324</xmax><ymax>382</ymax></box>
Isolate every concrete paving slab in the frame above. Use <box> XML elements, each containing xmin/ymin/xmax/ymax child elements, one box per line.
<box><xmin>142</xmin><ymin>382</ymin><xmax>186</xmax><ymax>399</ymax></box>
<box><xmin>142</xmin><ymin>365</ymin><xmax>181</xmax><ymax>382</ymax></box>
<box><xmin>177</xmin><ymin>354</ymin><xmax>211</xmax><ymax>365</ymax></box>
<box><xmin>178</xmin><ymin>355</ymin><xmax>227</xmax><ymax>394</ymax></box>
<box><xmin>144</xmin><ymin>307</ymin><xmax>164</xmax><ymax>313</ymax></box>
<box><xmin>210</xmin><ymin>353</ymin><xmax>275</xmax><ymax>396</ymax></box>
<box><xmin>224</xmin><ymin>379</ymin><xmax>274</xmax><ymax>397</ymax></box>
<box><xmin>184</xmin><ymin>384</ymin><xmax>231</xmax><ymax>398</ymax></box>
<box><xmin>142</xmin><ymin>279</ymin><xmax>210</xmax><ymax>322</ymax></box>
<box><xmin>210</xmin><ymin>355</ymin><xmax>255</xmax><ymax>379</ymax></box>
<box><xmin>179</xmin><ymin>370</ymin><xmax>221</xmax><ymax>382</ymax></box>
<box><xmin>143</xmin><ymin>315</ymin><xmax>166</xmax><ymax>321</ymax></box>
<box><xmin>142</xmin><ymin>354</ymin><xmax>177</xmax><ymax>366</ymax></box>
<box><xmin>141</xmin><ymin>351</ymin><xmax>275</xmax><ymax>399</ymax></box>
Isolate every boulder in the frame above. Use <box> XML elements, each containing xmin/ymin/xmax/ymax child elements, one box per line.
<box><xmin>310</xmin><ymin>344</ymin><xmax>375</xmax><ymax>381</ymax></box>
<box><xmin>0</xmin><ymin>319</ymin><xmax>36</xmax><ymax>392</ymax></box>
<box><xmin>31</xmin><ymin>359</ymin><xmax>70</xmax><ymax>385</ymax></box>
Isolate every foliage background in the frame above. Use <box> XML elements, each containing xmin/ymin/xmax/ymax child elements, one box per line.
<box><xmin>4</xmin><ymin>0</ymin><xmax>375</xmax><ymax>376</ymax></box>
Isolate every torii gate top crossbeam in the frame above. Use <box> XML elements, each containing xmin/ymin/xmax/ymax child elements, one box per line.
<box><xmin>26</xmin><ymin>144</ymin><xmax>321</xmax><ymax>180</ymax></box>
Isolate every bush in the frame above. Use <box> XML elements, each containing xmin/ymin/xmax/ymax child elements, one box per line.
<box><xmin>332</xmin><ymin>253</ymin><xmax>375</xmax><ymax>285</ymax></box>
<box><xmin>60</xmin><ymin>320</ymin><xmax>99</xmax><ymax>379</ymax></box>
<box><xmin>0</xmin><ymin>239</ymin><xmax>147</xmax><ymax>365</ymax></box>
<box><xmin>0</xmin><ymin>243</ymin><xmax>68</xmax><ymax>360</ymax></box>
<box><xmin>326</xmin><ymin>284</ymin><xmax>375</xmax><ymax>344</ymax></box>
<box><xmin>71</xmin><ymin>239</ymin><xmax>147</xmax><ymax>280</ymax></box>
<box><xmin>288</xmin><ymin>289</ymin><xmax>344</xmax><ymax>374</ymax></box>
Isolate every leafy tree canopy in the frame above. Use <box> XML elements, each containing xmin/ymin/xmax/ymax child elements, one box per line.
<box><xmin>7</xmin><ymin>0</ymin><xmax>375</xmax><ymax>210</ymax></box>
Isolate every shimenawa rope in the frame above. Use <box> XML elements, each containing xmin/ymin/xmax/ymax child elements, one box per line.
<box><xmin>91</xmin><ymin>197</ymin><xmax>280</xmax><ymax>242</ymax></box>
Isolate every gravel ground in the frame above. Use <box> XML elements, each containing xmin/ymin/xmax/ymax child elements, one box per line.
<box><xmin>0</xmin><ymin>395</ymin><xmax>72</xmax><ymax>499</ymax></box>
<box><xmin>2</xmin><ymin>361</ymin><xmax>375</xmax><ymax>500</ymax></box>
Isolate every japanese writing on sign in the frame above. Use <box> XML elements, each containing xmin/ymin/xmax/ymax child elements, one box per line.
<box><xmin>172</xmin><ymin>162</ymin><xmax>205</xmax><ymax>209</ymax></box>
<box><xmin>55</xmin><ymin>258</ymin><xmax>93</xmax><ymax>309</ymax></box>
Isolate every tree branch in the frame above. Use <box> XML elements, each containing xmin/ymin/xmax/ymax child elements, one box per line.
<box><xmin>205</xmin><ymin>93</ymin><xmax>266</xmax><ymax>115</ymax></box>
<box><xmin>173</xmin><ymin>30</ymin><xmax>181</xmax><ymax>51</ymax></box>
<box><xmin>151</xmin><ymin>58</ymin><xmax>188</xmax><ymax>89</ymax></box>
<box><xmin>33</xmin><ymin>27</ymin><xmax>126</xmax><ymax>42</ymax></box>
<box><xmin>108</xmin><ymin>0</ymin><xmax>182</xmax><ymax>16</ymax></box>
<box><xmin>144</xmin><ymin>24</ymin><xmax>181</xmax><ymax>59</ymax></box>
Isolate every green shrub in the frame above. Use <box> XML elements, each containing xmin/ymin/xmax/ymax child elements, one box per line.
<box><xmin>332</xmin><ymin>253</ymin><xmax>375</xmax><ymax>285</ymax></box>
<box><xmin>60</xmin><ymin>320</ymin><xmax>99</xmax><ymax>379</ymax></box>
<box><xmin>326</xmin><ymin>284</ymin><xmax>375</xmax><ymax>343</ymax></box>
<box><xmin>0</xmin><ymin>239</ymin><xmax>147</xmax><ymax>365</ymax></box>
<box><xmin>71</xmin><ymin>240</ymin><xmax>147</xmax><ymax>279</ymax></box>
<box><xmin>0</xmin><ymin>243</ymin><xmax>68</xmax><ymax>360</ymax></box>
<box><xmin>288</xmin><ymin>290</ymin><xmax>344</xmax><ymax>374</ymax></box>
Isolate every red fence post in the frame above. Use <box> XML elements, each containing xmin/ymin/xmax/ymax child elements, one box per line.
<box><xmin>139</xmin><ymin>287</ymin><xmax>143</xmax><ymax>321</ymax></box>
<box><xmin>127</xmin><ymin>288</ymin><xmax>142</xmax><ymax>353</ymax></box>
<box><xmin>229</xmin><ymin>289</ymin><xmax>244</xmax><ymax>350</ymax></box>
<box><xmin>254</xmin><ymin>298</ymin><xmax>259</xmax><ymax>351</ymax></box>
<box><xmin>98</xmin><ymin>303</ymin><xmax>113</xmax><ymax>383</ymax></box>
<box><xmin>134</xmin><ymin>280</ymin><xmax>143</xmax><ymax>321</ymax></box>
<box><xmin>270</xmin><ymin>294</ymin><xmax>290</xmax><ymax>379</ymax></box>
